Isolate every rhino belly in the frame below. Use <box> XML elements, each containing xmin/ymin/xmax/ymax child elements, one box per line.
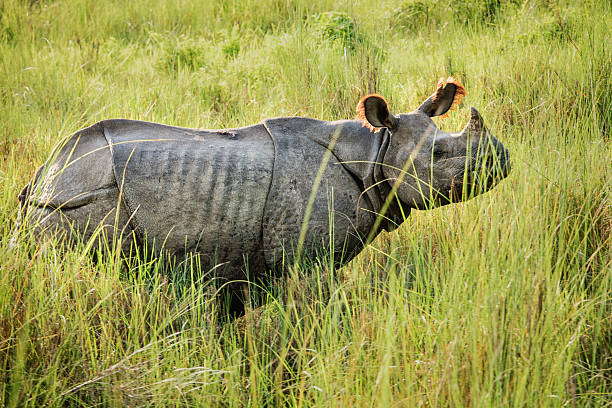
<box><xmin>103</xmin><ymin>121</ymin><xmax>275</xmax><ymax>278</ymax></box>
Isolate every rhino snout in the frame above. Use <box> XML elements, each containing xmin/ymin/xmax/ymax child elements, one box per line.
<box><xmin>473</xmin><ymin>137</ymin><xmax>510</xmax><ymax>188</ymax></box>
<box><xmin>489</xmin><ymin>136</ymin><xmax>510</xmax><ymax>178</ymax></box>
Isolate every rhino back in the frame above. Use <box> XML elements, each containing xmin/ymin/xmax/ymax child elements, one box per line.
<box><xmin>102</xmin><ymin>120</ymin><xmax>274</xmax><ymax>276</ymax></box>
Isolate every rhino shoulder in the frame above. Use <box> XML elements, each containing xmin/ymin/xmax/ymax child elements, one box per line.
<box><xmin>261</xmin><ymin>117</ymin><xmax>377</xmax><ymax>270</ymax></box>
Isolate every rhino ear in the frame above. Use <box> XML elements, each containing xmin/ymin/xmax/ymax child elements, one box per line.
<box><xmin>356</xmin><ymin>94</ymin><xmax>398</xmax><ymax>132</ymax></box>
<box><xmin>417</xmin><ymin>77</ymin><xmax>466</xmax><ymax>117</ymax></box>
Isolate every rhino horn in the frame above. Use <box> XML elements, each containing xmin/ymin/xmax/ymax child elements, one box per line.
<box><xmin>460</xmin><ymin>107</ymin><xmax>485</xmax><ymax>137</ymax></box>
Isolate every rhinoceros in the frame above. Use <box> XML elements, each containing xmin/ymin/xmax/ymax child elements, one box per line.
<box><xmin>16</xmin><ymin>78</ymin><xmax>509</xmax><ymax>283</ymax></box>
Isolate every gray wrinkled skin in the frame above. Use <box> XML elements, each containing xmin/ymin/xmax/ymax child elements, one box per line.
<box><xmin>16</xmin><ymin>87</ymin><xmax>510</xmax><ymax>282</ymax></box>
<box><xmin>382</xmin><ymin>107</ymin><xmax>509</xmax><ymax>209</ymax></box>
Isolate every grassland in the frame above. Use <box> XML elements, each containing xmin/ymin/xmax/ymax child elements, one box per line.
<box><xmin>0</xmin><ymin>0</ymin><xmax>610</xmax><ymax>406</ymax></box>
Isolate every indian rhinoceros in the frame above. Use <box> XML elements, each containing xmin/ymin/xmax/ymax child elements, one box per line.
<box><xmin>16</xmin><ymin>78</ymin><xmax>509</xmax><ymax>282</ymax></box>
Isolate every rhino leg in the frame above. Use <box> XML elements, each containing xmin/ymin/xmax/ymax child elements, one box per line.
<box><xmin>20</xmin><ymin>123</ymin><xmax>136</xmax><ymax>254</ymax></box>
<box><xmin>26</xmin><ymin>190</ymin><xmax>135</xmax><ymax>253</ymax></box>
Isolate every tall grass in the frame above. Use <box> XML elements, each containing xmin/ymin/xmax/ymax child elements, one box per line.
<box><xmin>1</xmin><ymin>0</ymin><xmax>610</xmax><ymax>406</ymax></box>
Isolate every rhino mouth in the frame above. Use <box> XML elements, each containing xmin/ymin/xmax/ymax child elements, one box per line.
<box><xmin>449</xmin><ymin>174</ymin><xmax>464</xmax><ymax>202</ymax></box>
<box><xmin>420</xmin><ymin>175</ymin><xmax>464</xmax><ymax>207</ymax></box>
<box><xmin>450</xmin><ymin>150</ymin><xmax>510</xmax><ymax>203</ymax></box>
<box><xmin>436</xmin><ymin>153</ymin><xmax>510</xmax><ymax>205</ymax></box>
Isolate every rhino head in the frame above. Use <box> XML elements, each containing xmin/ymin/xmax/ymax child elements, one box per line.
<box><xmin>358</xmin><ymin>78</ymin><xmax>510</xmax><ymax>210</ymax></box>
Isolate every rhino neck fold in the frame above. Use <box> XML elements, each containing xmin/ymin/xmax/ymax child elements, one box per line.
<box><xmin>300</xmin><ymin>119</ymin><xmax>397</xmax><ymax>230</ymax></box>
<box><xmin>323</xmin><ymin>123</ymin><xmax>407</xmax><ymax>233</ymax></box>
<box><xmin>266</xmin><ymin>117</ymin><xmax>405</xmax><ymax>234</ymax></box>
<box><xmin>263</xmin><ymin>118</ymin><xmax>403</xmax><ymax>234</ymax></box>
<box><xmin>370</xmin><ymin>130</ymin><xmax>408</xmax><ymax>233</ymax></box>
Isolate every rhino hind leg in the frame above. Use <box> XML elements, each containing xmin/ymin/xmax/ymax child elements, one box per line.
<box><xmin>19</xmin><ymin>122</ymin><xmax>137</xmax><ymax>255</ymax></box>
<box><xmin>25</xmin><ymin>190</ymin><xmax>136</xmax><ymax>255</ymax></box>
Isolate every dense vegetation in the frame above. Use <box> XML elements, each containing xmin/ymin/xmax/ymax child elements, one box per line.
<box><xmin>1</xmin><ymin>0</ymin><xmax>610</xmax><ymax>406</ymax></box>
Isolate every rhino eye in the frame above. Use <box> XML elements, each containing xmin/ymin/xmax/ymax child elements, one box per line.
<box><xmin>433</xmin><ymin>146</ymin><xmax>444</xmax><ymax>157</ymax></box>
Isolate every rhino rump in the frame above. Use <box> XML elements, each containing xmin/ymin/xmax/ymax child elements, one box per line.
<box><xmin>22</xmin><ymin>122</ymin><xmax>135</xmax><ymax>252</ymax></box>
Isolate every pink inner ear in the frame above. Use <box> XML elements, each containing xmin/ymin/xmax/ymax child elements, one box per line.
<box><xmin>432</xmin><ymin>76</ymin><xmax>467</xmax><ymax>118</ymax></box>
<box><xmin>356</xmin><ymin>94</ymin><xmax>388</xmax><ymax>133</ymax></box>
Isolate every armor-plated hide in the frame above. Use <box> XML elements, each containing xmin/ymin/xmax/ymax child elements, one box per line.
<box><xmin>23</xmin><ymin>118</ymin><xmax>395</xmax><ymax>279</ymax></box>
<box><xmin>18</xmin><ymin>79</ymin><xmax>511</xmax><ymax>284</ymax></box>
<box><xmin>103</xmin><ymin>120</ymin><xmax>275</xmax><ymax>278</ymax></box>
<box><xmin>262</xmin><ymin>118</ymin><xmax>383</xmax><ymax>269</ymax></box>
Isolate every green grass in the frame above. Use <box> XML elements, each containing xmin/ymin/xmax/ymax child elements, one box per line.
<box><xmin>1</xmin><ymin>0</ymin><xmax>610</xmax><ymax>406</ymax></box>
